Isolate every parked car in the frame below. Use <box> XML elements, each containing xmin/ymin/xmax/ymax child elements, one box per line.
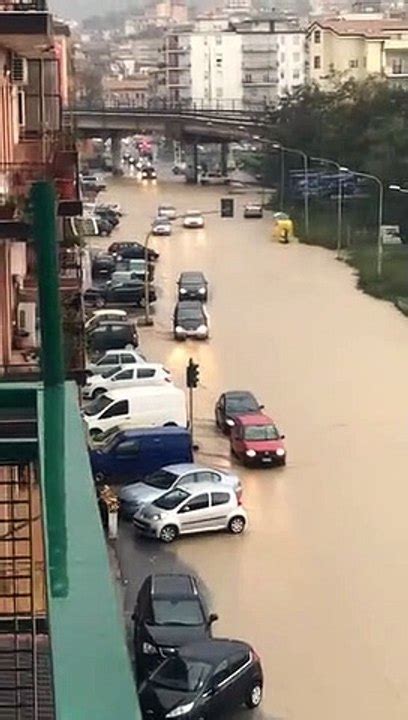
<box><xmin>83</xmin><ymin>363</ymin><xmax>171</xmax><ymax>399</ymax></box>
<box><xmin>90</xmin><ymin>427</ymin><xmax>193</xmax><ymax>484</ymax></box>
<box><xmin>230</xmin><ymin>413</ymin><xmax>286</xmax><ymax>466</ymax></box>
<box><xmin>139</xmin><ymin>639</ymin><xmax>263</xmax><ymax>718</ymax></box>
<box><xmin>142</xmin><ymin>166</ymin><xmax>157</xmax><ymax>180</ymax></box>
<box><xmin>183</xmin><ymin>211</ymin><xmax>204</xmax><ymax>229</ymax></box>
<box><xmin>178</xmin><ymin>271</ymin><xmax>208</xmax><ymax>302</ymax></box>
<box><xmin>174</xmin><ymin>301</ymin><xmax>209</xmax><ymax>340</ymax></box>
<box><xmin>244</xmin><ymin>203</ymin><xmax>263</xmax><ymax>218</ymax></box>
<box><xmin>152</xmin><ymin>218</ymin><xmax>172</xmax><ymax>236</ymax></box>
<box><xmin>86</xmin><ymin>349</ymin><xmax>146</xmax><ymax>376</ymax></box>
<box><xmin>133</xmin><ymin>574</ymin><xmax>218</xmax><ymax>678</ymax></box>
<box><xmin>91</xmin><ymin>252</ymin><xmax>116</xmax><ymax>278</ymax></box>
<box><xmin>83</xmin><ymin>385</ymin><xmax>187</xmax><ymax>437</ymax></box>
<box><xmin>80</xmin><ymin>174</ymin><xmax>106</xmax><ymax>192</ymax></box>
<box><xmin>86</xmin><ymin>321</ymin><xmax>139</xmax><ymax>355</ymax></box>
<box><xmin>85</xmin><ymin>309</ymin><xmax>128</xmax><ymax>333</ymax></box>
<box><xmin>133</xmin><ymin>481</ymin><xmax>247</xmax><ymax>542</ymax></box>
<box><xmin>98</xmin><ymin>202</ymin><xmax>123</xmax><ymax>216</ymax></box>
<box><xmin>119</xmin><ymin>463</ymin><xmax>242</xmax><ymax>519</ymax></box>
<box><xmin>113</xmin><ymin>259</ymin><xmax>154</xmax><ymax>282</ymax></box>
<box><xmin>84</xmin><ymin>281</ymin><xmax>156</xmax><ymax>308</ymax></box>
<box><xmin>215</xmin><ymin>391</ymin><xmax>262</xmax><ymax>434</ymax></box>
<box><xmin>158</xmin><ymin>204</ymin><xmax>176</xmax><ymax>220</ymax></box>
<box><xmin>95</xmin><ymin>207</ymin><xmax>120</xmax><ymax>227</ymax></box>
<box><xmin>200</xmin><ymin>171</ymin><xmax>229</xmax><ymax>186</ymax></box>
<box><xmin>108</xmin><ymin>241</ymin><xmax>159</xmax><ymax>262</ymax></box>
<box><xmin>96</xmin><ymin>217</ymin><xmax>114</xmax><ymax>237</ymax></box>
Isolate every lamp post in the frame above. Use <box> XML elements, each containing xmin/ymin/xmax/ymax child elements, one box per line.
<box><xmin>272</xmin><ymin>142</ymin><xmax>309</xmax><ymax>236</ymax></box>
<box><xmin>310</xmin><ymin>156</ymin><xmax>343</xmax><ymax>258</ymax></box>
<box><xmin>344</xmin><ymin>168</ymin><xmax>384</xmax><ymax>277</ymax></box>
<box><xmin>142</xmin><ymin>226</ymin><xmax>154</xmax><ymax>326</ymax></box>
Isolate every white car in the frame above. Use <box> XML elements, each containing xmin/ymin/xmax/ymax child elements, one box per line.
<box><xmin>183</xmin><ymin>211</ymin><xmax>205</xmax><ymax>229</ymax></box>
<box><xmin>158</xmin><ymin>204</ymin><xmax>176</xmax><ymax>220</ymax></box>
<box><xmin>86</xmin><ymin>349</ymin><xmax>146</xmax><ymax>376</ymax></box>
<box><xmin>85</xmin><ymin>309</ymin><xmax>128</xmax><ymax>332</ymax></box>
<box><xmin>152</xmin><ymin>218</ymin><xmax>172</xmax><ymax>236</ymax></box>
<box><xmin>83</xmin><ymin>363</ymin><xmax>171</xmax><ymax>400</ymax></box>
<box><xmin>133</xmin><ymin>482</ymin><xmax>247</xmax><ymax>543</ymax></box>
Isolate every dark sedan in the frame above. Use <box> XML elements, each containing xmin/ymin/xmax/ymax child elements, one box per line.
<box><xmin>215</xmin><ymin>390</ymin><xmax>262</xmax><ymax>433</ymax></box>
<box><xmin>84</xmin><ymin>281</ymin><xmax>157</xmax><ymax>308</ymax></box>
<box><xmin>177</xmin><ymin>271</ymin><xmax>208</xmax><ymax>302</ymax></box>
<box><xmin>86</xmin><ymin>321</ymin><xmax>139</xmax><ymax>353</ymax></box>
<box><xmin>91</xmin><ymin>253</ymin><xmax>115</xmax><ymax>278</ymax></box>
<box><xmin>133</xmin><ymin>573</ymin><xmax>218</xmax><ymax>679</ymax></box>
<box><xmin>139</xmin><ymin>639</ymin><xmax>263</xmax><ymax>719</ymax></box>
<box><xmin>108</xmin><ymin>241</ymin><xmax>159</xmax><ymax>262</ymax></box>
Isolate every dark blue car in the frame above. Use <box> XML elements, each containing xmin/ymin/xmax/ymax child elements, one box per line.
<box><xmin>89</xmin><ymin>426</ymin><xmax>193</xmax><ymax>484</ymax></box>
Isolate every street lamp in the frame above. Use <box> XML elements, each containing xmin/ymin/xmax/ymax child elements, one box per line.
<box><xmin>140</xmin><ymin>225</ymin><xmax>154</xmax><ymax>326</ymax></box>
<box><xmin>343</xmin><ymin>167</ymin><xmax>384</xmax><ymax>277</ymax></box>
<box><xmin>310</xmin><ymin>156</ymin><xmax>343</xmax><ymax>258</ymax></box>
<box><xmin>272</xmin><ymin>142</ymin><xmax>309</xmax><ymax>236</ymax></box>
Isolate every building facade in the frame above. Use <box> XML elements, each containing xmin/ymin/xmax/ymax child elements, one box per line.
<box><xmin>307</xmin><ymin>16</ymin><xmax>408</xmax><ymax>86</ymax></box>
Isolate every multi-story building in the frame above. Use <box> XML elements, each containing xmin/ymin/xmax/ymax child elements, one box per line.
<box><xmin>160</xmin><ymin>16</ymin><xmax>306</xmax><ymax>109</ymax></box>
<box><xmin>102</xmin><ymin>75</ymin><xmax>150</xmax><ymax>106</ymax></box>
<box><xmin>307</xmin><ymin>15</ymin><xmax>408</xmax><ymax>86</ymax></box>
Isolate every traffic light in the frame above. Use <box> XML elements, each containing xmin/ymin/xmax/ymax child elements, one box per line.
<box><xmin>221</xmin><ymin>198</ymin><xmax>234</xmax><ymax>218</ymax></box>
<box><xmin>186</xmin><ymin>358</ymin><xmax>200</xmax><ymax>388</ymax></box>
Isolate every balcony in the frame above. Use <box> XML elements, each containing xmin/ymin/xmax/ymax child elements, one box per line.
<box><xmin>0</xmin><ymin>0</ymin><xmax>52</xmax><ymax>50</ymax></box>
<box><xmin>0</xmin><ymin>382</ymin><xmax>141</xmax><ymax>718</ymax></box>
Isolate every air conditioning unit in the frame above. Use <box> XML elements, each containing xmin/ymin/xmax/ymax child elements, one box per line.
<box><xmin>11</xmin><ymin>56</ymin><xmax>28</xmax><ymax>85</ymax></box>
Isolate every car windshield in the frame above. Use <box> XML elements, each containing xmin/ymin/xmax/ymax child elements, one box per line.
<box><xmin>151</xmin><ymin>658</ymin><xmax>211</xmax><ymax>692</ymax></box>
<box><xmin>101</xmin><ymin>366</ymin><xmax>121</xmax><ymax>379</ymax></box>
<box><xmin>226</xmin><ymin>395</ymin><xmax>258</xmax><ymax>413</ymax></box>
<box><xmin>145</xmin><ymin>470</ymin><xmax>178</xmax><ymax>490</ymax></box>
<box><xmin>83</xmin><ymin>394</ymin><xmax>111</xmax><ymax>417</ymax></box>
<box><xmin>153</xmin><ymin>488</ymin><xmax>190</xmax><ymax>510</ymax></box>
<box><xmin>178</xmin><ymin>308</ymin><xmax>203</xmax><ymax>320</ymax></box>
<box><xmin>244</xmin><ymin>424</ymin><xmax>280</xmax><ymax>440</ymax></box>
<box><xmin>152</xmin><ymin>598</ymin><xmax>204</xmax><ymax>626</ymax></box>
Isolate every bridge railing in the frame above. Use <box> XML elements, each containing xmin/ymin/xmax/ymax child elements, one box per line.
<box><xmin>68</xmin><ymin>98</ymin><xmax>274</xmax><ymax>115</ymax></box>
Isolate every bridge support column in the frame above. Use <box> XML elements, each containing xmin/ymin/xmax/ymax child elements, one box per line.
<box><xmin>111</xmin><ymin>133</ymin><xmax>123</xmax><ymax>176</ymax></box>
<box><xmin>220</xmin><ymin>142</ymin><xmax>229</xmax><ymax>176</ymax></box>
<box><xmin>193</xmin><ymin>143</ymin><xmax>199</xmax><ymax>184</ymax></box>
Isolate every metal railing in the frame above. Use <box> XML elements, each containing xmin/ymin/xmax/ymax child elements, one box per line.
<box><xmin>69</xmin><ymin>98</ymin><xmax>274</xmax><ymax>114</ymax></box>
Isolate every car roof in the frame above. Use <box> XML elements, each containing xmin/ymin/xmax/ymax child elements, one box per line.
<box><xmin>114</xmin><ymin>426</ymin><xmax>190</xmax><ymax>439</ymax></box>
<box><xmin>109</xmin><ymin>361</ymin><xmax>162</xmax><ymax>371</ymax></box>
<box><xmin>234</xmin><ymin>412</ymin><xmax>274</xmax><ymax>426</ymax></box>
<box><xmin>149</xmin><ymin>573</ymin><xmax>197</xmax><ymax>598</ymax></box>
<box><xmin>103</xmin><ymin>349</ymin><xmax>139</xmax><ymax>357</ymax></box>
<box><xmin>176</xmin><ymin>300</ymin><xmax>203</xmax><ymax>310</ymax></box>
<box><xmin>159</xmin><ymin>204</ymin><xmax>175</xmax><ymax>209</ymax></box>
<box><xmin>186</xmin><ymin>209</ymin><xmax>201</xmax><ymax>215</ymax></box>
<box><xmin>179</xmin><ymin>272</ymin><xmax>206</xmax><ymax>282</ymax></box>
<box><xmin>93</xmin><ymin>321</ymin><xmax>132</xmax><ymax>328</ymax></box>
<box><xmin>175</xmin><ymin>480</ymin><xmax>234</xmax><ymax>495</ymax></box>
<box><xmin>91</xmin><ymin>309</ymin><xmax>126</xmax><ymax>318</ymax></box>
<box><xmin>177</xmin><ymin>639</ymin><xmax>250</xmax><ymax>664</ymax></box>
<box><xmin>161</xmin><ymin>463</ymin><xmax>214</xmax><ymax>474</ymax></box>
<box><xmin>106</xmin><ymin>385</ymin><xmax>183</xmax><ymax>398</ymax></box>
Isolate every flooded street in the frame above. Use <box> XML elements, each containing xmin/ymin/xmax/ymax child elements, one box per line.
<box><xmin>99</xmin><ymin>171</ymin><xmax>408</xmax><ymax>719</ymax></box>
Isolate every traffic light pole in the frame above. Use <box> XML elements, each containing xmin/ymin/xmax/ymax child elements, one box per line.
<box><xmin>189</xmin><ymin>385</ymin><xmax>194</xmax><ymax>445</ymax></box>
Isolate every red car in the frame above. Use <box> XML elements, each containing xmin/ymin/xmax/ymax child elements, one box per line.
<box><xmin>230</xmin><ymin>413</ymin><xmax>286</xmax><ymax>466</ymax></box>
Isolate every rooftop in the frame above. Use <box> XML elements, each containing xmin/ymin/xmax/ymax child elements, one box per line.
<box><xmin>310</xmin><ymin>16</ymin><xmax>408</xmax><ymax>38</ymax></box>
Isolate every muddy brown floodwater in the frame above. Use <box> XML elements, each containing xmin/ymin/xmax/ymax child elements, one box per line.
<box><xmin>96</xmin><ymin>171</ymin><xmax>408</xmax><ymax>719</ymax></box>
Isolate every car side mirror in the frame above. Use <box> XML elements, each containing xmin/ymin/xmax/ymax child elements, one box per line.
<box><xmin>259</xmin><ymin>404</ymin><xmax>265</xmax><ymax>410</ymax></box>
<box><xmin>208</xmin><ymin>613</ymin><xmax>218</xmax><ymax>625</ymax></box>
<box><xmin>280</xmin><ymin>434</ymin><xmax>285</xmax><ymax>439</ymax></box>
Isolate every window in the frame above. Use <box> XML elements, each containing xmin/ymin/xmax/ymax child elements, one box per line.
<box><xmin>196</xmin><ymin>471</ymin><xmax>220</xmax><ymax>484</ymax></box>
<box><xmin>99</xmin><ymin>354</ymin><xmax>119</xmax><ymax>365</ymax></box>
<box><xmin>293</xmin><ymin>52</ymin><xmax>300</xmax><ymax>62</ymax></box>
<box><xmin>314</xmin><ymin>30</ymin><xmax>321</xmax><ymax>43</ymax></box>
<box><xmin>244</xmin><ymin>73</ymin><xmax>252</xmax><ymax>82</ymax></box>
<box><xmin>216</xmin><ymin>56</ymin><xmax>222</xmax><ymax>68</ymax></box>
<box><xmin>293</xmin><ymin>70</ymin><xmax>300</xmax><ymax>80</ymax></box>
<box><xmin>114</xmin><ymin>368</ymin><xmax>134</xmax><ymax>381</ymax></box>
<box><xmin>392</xmin><ymin>58</ymin><xmax>403</xmax><ymax>74</ymax></box>
<box><xmin>17</xmin><ymin>90</ymin><xmax>25</xmax><ymax>126</ymax></box>
<box><xmin>349</xmin><ymin>59</ymin><xmax>358</xmax><ymax>68</ymax></box>
<box><xmin>280</xmin><ymin>71</ymin><xmax>285</xmax><ymax>79</ymax></box>
<box><xmin>211</xmin><ymin>492</ymin><xmax>230</xmax><ymax>506</ymax></box>
<box><xmin>314</xmin><ymin>55</ymin><xmax>321</xmax><ymax>69</ymax></box>
<box><xmin>121</xmin><ymin>353</ymin><xmax>137</xmax><ymax>363</ymax></box>
<box><xmin>100</xmin><ymin>399</ymin><xmax>129</xmax><ymax>419</ymax></box>
<box><xmin>263</xmin><ymin>73</ymin><xmax>270</xmax><ymax>82</ymax></box>
<box><xmin>115</xmin><ymin>439</ymin><xmax>140</xmax><ymax>456</ymax></box>
<box><xmin>293</xmin><ymin>34</ymin><xmax>300</xmax><ymax>45</ymax></box>
<box><xmin>216</xmin><ymin>34</ymin><xmax>222</xmax><ymax>44</ymax></box>
<box><xmin>179</xmin><ymin>493</ymin><xmax>209</xmax><ymax>512</ymax></box>
<box><xmin>136</xmin><ymin>368</ymin><xmax>155</xmax><ymax>378</ymax></box>
<box><xmin>216</xmin><ymin>87</ymin><xmax>223</xmax><ymax>98</ymax></box>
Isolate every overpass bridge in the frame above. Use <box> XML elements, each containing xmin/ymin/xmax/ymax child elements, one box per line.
<box><xmin>65</xmin><ymin>102</ymin><xmax>273</xmax><ymax>175</ymax></box>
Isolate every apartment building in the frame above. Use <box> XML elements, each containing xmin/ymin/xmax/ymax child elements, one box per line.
<box><xmin>308</xmin><ymin>15</ymin><xmax>408</xmax><ymax>86</ymax></box>
<box><xmin>160</xmin><ymin>16</ymin><xmax>306</xmax><ymax>109</ymax></box>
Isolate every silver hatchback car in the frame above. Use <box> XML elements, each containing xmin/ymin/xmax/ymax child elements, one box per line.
<box><xmin>133</xmin><ymin>482</ymin><xmax>247</xmax><ymax>543</ymax></box>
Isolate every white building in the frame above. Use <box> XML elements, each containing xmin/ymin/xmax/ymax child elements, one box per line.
<box><xmin>161</xmin><ymin>16</ymin><xmax>306</xmax><ymax>109</ymax></box>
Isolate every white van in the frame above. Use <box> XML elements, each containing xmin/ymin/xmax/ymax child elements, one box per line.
<box><xmin>82</xmin><ymin>385</ymin><xmax>187</xmax><ymax>437</ymax></box>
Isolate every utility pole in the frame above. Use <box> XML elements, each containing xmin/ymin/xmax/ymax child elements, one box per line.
<box><xmin>186</xmin><ymin>358</ymin><xmax>199</xmax><ymax>445</ymax></box>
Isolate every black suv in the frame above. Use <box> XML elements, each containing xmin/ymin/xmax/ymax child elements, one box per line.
<box><xmin>84</xmin><ymin>281</ymin><xmax>156</xmax><ymax>308</ymax></box>
<box><xmin>174</xmin><ymin>301</ymin><xmax>209</xmax><ymax>340</ymax></box>
<box><xmin>86</xmin><ymin>321</ymin><xmax>138</xmax><ymax>353</ymax></box>
<box><xmin>139</xmin><ymin>638</ymin><xmax>264</xmax><ymax>719</ymax></box>
<box><xmin>178</xmin><ymin>271</ymin><xmax>208</xmax><ymax>302</ymax></box>
<box><xmin>91</xmin><ymin>253</ymin><xmax>115</xmax><ymax>278</ymax></box>
<box><xmin>133</xmin><ymin>574</ymin><xmax>218</xmax><ymax>678</ymax></box>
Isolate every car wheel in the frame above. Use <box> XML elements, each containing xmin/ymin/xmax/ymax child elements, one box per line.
<box><xmin>163</xmin><ymin>421</ymin><xmax>178</xmax><ymax>427</ymax></box>
<box><xmin>245</xmin><ymin>682</ymin><xmax>263</xmax><ymax>709</ymax></box>
<box><xmin>95</xmin><ymin>471</ymin><xmax>107</xmax><ymax>484</ymax></box>
<box><xmin>228</xmin><ymin>516</ymin><xmax>246</xmax><ymax>535</ymax></box>
<box><xmin>92</xmin><ymin>388</ymin><xmax>105</xmax><ymax>399</ymax></box>
<box><xmin>159</xmin><ymin>525</ymin><xmax>178</xmax><ymax>543</ymax></box>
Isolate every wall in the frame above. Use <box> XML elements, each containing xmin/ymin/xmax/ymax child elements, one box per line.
<box><xmin>277</xmin><ymin>32</ymin><xmax>306</xmax><ymax>95</ymax></box>
<box><xmin>190</xmin><ymin>32</ymin><xmax>243</xmax><ymax>108</ymax></box>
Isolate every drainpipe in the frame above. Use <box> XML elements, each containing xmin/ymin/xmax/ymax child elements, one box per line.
<box><xmin>32</xmin><ymin>181</ymin><xmax>68</xmax><ymax>598</ymax></box>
